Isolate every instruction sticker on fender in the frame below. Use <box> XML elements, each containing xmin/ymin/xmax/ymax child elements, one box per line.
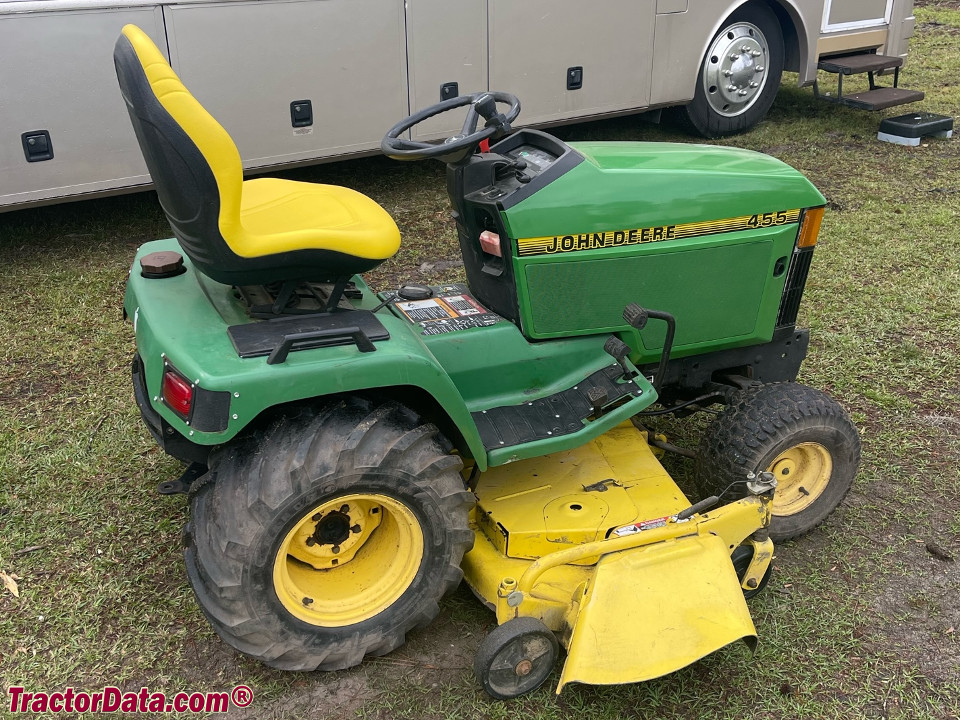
<box><xmin>395</xmin><ymin>298</ymin><xmax>459</xmax><ymax>323</ymax></box>
<box><xmin>391</xmin><ymin>288</ymin><xmax>504</xmax><ymax>335</ymax></box>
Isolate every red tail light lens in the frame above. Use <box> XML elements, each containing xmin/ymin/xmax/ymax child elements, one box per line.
<box><xmin>162</xmin><ymin>369</ymin><xmax>193</xmax><ymax>418</ymax></box>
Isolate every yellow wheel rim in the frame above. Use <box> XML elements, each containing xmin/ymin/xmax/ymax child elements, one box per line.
<box><xmin>768</xmin><ymin>442</ymin><xmax>833</xmax><ymax>516</ymax></box>
<box><xmin>273</xmin><ymin>493</ymin><xmax>424</xmax><ymax>627</ymax></box>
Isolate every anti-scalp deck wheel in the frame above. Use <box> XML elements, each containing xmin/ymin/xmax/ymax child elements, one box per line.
<box><xmin>731</xmin><ymin>545</ymin><xmax>773</xmax><ymax>599</ymax></box>
<box><xmin>183</xmin><ymin>398</ymin><xmax>474</xmax><ymax>671</ymax></box>
<box><xmin>474</xmin><ymin>617</ymin><xmax>559</xmax><ymax>700</ymax></box>
<box><xmin>694</xmin><ymin>383</ymin><xmax>861</xmax><ymax>542</ymax></box>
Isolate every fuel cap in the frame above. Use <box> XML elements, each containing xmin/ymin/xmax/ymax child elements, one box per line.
<box><xmin>140</xmin><ymin>251</ymin><xmax>185</xmax><ymax>279</ymax></box>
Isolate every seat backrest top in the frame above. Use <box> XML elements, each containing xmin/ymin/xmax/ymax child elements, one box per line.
<box><xmin>113</xmin><ymin>24</ymin><xmax>244</xmax><ymax>273</ymax></box>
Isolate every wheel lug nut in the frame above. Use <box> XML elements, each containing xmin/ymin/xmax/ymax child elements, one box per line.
<box><xmin>723</xmin><ymin>70</ymin><xmax>733</xmax><ymax>77</ymax></box>
<box><xmin>332</xmin><ymin>545</ymin><xmax>341</xmax><ymax>554</ymax></box>
<box><xmin>738</xmin><ymin>89</ymin><xmax>748</xmax><ymax>96</ymax></box>
<box><xmin>749</xmin><ymin>81</ymin><xmax>759</xmax><ymax>88</ymax></box>
<box><xmin>312</xmin><ymin>513</ymin><xmax>322</xmax><ymax>522</ymax></box>
<box><xmin>305</xmin><ymin>537</ymin><xmax>316</xmax><ymax>546</ymax></box>
<box><xmin>752</xmin><ymin>49</ymin><xmax>762</xmax><ymax>57</ymax></box>
<box><xmin>340</xmin><ymin>504</ymin><xmax>350</xmax><ymax>514</ymax></box>
<box><xmin>727</xmin><ymin>84</ymin><xmax>738</xmax><ymax>92</ymax></box>
<box><xmin>351</xmin><ymin>524</ymin><xmax>362</xmax><ymax>534</ymax></box>
<box><xmin>741</xmin><ymin>45</ymin><xmax>750</xmax><ymax>52</ymax></box>
<box><xmin>756</xmin><ymin>66</ymin><xmax>765</xmax><ymax>73</ymax></box>
<box><xmin>729</xmin><ymin>53</ymin><xmax>740</xmax><ymax>61</ymax></box>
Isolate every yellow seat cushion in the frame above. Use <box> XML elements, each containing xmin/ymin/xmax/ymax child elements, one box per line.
<box><xmin>232</xmin><ymin>178</ymin><xmax>401</xmax><ymax>260</ymax></box>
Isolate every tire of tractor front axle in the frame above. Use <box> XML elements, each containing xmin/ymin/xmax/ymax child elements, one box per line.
<box><xmin>182</xmin><ymin>397</ymin><xmax>475</xmax><ymax>671</ymax></box>
<box><xmin>694</xmin><ymin>383</ymin><xmax>861</xmax><ymax>542</ymax></box>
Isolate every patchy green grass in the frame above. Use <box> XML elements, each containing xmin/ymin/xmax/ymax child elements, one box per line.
<box><xmin>2</xmin><ymin>7</ymin><xmax>959</xmax><ymax>719</ymax></box>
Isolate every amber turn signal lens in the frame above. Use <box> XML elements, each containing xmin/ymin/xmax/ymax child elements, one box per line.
<box><xmin>797</xmin><ymin>206</ymin><xmax>824</xmax><ymax>248</ymax></box>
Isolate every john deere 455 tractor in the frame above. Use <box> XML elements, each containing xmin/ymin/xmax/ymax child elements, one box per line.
<box><xmin>116</xmin><ymin>25</ymin><xmax>860</xmax><ymax>697</ymax></box>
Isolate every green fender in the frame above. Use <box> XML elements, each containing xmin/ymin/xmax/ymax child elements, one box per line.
<box><xmin>125</xmin><ymin>240</ymin><xmax>490</xmax><ymax>469</ymax></box>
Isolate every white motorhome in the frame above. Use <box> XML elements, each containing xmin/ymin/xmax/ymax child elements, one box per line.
<box><xmin>0</xmin><ymin>0</ymin><xmax>919</xmax><ymax>212</ymax></box>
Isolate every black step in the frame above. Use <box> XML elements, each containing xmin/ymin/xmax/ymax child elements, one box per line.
<box><xmin>819</xmin><ymin>54</ymin><xmax>903</xmax><ymax>75</ymax></box>
<box><xmin>840</xmin><ymin>87</ymin><xmax>925</xmax><ymax>111</ymax></box>
<box><xmin>471</xmin><ymin>365</ymin><xmax>643</xmax><ymax>451</ymax></box>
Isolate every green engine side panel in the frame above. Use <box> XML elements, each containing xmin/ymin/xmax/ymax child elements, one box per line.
<box><xmin>517</xmin><ymin>228</ymin><xmax>798</xmax><ymax>360</ymax></box>
<box><xmin>500</xmin><ymin>142</ymin><xmax>826</xmax><ymax>361</ymax></box>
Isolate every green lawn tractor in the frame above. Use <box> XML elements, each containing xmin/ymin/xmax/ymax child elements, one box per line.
<box><xmin>116</xmin><ymin>25</ymin><xmax>860</xmax><ymax>698</ymax></box>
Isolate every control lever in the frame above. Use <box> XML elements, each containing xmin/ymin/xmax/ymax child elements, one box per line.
<box><xmin>676</xmin><ymin>495</ymin><xmax>720</xmax><ymax>521</ymax></box>
<box><xmin>587</xmin><ymin>386</ymin><xmax>608</xmax><ymax>418</ymax></box>
<box><xmin>603</xmin><ymin>335</ymin><xmax>632</xmax><ymax>380</ymax></box>
<box><xmin>493</xmin><ymin>157</ymin><xmax>528</xmax><ymax>183</ymax></box>
<box><xmin>621</xmin><ymin>303</ymin><xmax>676</xmax><ymax>392</ymax></box>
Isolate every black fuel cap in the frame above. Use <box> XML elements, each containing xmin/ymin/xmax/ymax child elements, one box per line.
<box><xmin>398</xmin><ymin>284</ymin><xmax>433</xmax><ymax>300</ymax></box>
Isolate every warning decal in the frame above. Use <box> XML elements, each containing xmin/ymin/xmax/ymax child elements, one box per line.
<box><xmin>387</xmin><ymin>285</ymin><xmax>505</xmax><ymax>335</ymax></box>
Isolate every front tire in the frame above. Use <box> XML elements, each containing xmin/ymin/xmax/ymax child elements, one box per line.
<box><xmin>184</xmin><ymin>397</ymin><xmax>475</xmax><ymax>671</ymax></box>
<box><xmin>694</xmin><ymin>383</ymin><xmax>861</xmax><ymax>542</ymax></box>
<box><xmin>680</xmin><ymin>3</ymin><xmax>784</xmax><ymax>137</ymax></box>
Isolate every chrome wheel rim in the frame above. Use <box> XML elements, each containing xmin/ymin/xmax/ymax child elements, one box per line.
<box><xmin>702</xmin><ymin>22</ymin><xmax>770</xmax><ymax>117</ymax></box>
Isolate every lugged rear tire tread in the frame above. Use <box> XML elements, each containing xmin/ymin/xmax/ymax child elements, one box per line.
<box><xmin>184</xmin><ymin>397</ymin><xmax>474</xmax><ymax>671</ymax></box>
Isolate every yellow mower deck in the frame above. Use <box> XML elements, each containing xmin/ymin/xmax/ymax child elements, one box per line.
<box><xmin>463</xmin><ymin>421</ymin><xmax>773</xmax><ymax>694</ymax></box>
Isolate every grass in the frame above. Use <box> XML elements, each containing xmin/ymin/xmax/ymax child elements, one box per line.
<box><xmin>2</xmin><ymin>6</ymin><xmax>960</xmax><ymax>719</ymax></box>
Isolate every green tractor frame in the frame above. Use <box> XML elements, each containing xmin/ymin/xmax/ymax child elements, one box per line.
<box><xmin>116</xmin><ymin>24</ymin><xmax>860</xmax><ymax>697</ymax></box>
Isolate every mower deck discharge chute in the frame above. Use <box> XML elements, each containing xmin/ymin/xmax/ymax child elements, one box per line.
<box><xmin>115</xmin><ymin>24</ymin><xmax>860</xmax><ymax>698</ymax></box>
<box><xmin>463</xmin><ymin>421</ymin><xmax>775</xmax><ymax>696</ymax></box>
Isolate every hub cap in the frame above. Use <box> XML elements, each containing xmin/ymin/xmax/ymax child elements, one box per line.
<box><xmin>768</xmin><ymin>443</ymin><xmax>833</xmax><ymax>516</ymax></box>
<box><xmin>702</xmin><ymin>22</ymin><xmax>770</xmax><ymax>117</ymax></box>
<box><xmin>273</xmin><ymin>494</ymin><xmax>424</xmax><ymax>627</ymax></box>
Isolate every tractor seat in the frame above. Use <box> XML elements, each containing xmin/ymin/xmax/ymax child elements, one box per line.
<box><xmin>113</xmin><ymin>24</ymin><xmax>400</xmax><ymax>287</ymax></box>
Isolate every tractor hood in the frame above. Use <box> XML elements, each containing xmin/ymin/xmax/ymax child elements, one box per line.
<box><xmin>500</xmin><ymin>141</ymin><xmax>826</xmax><ymax>240</ymax></box>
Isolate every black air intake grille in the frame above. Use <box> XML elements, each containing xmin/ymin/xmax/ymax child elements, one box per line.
<box><xmin>776</xmin><ymin>248</ymin><xmax>814</xmax><ymax>328</ymax></box>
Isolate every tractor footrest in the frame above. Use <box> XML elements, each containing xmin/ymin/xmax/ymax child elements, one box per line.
<box><xmin>839</xmin><ymin>87</ymin><xmax>925</xmax><ymax>111</ymax></box>
<box><xmin>472</xmin><ymin>365</ymin><xmax>643</xmax><ymax>451</ymax></box>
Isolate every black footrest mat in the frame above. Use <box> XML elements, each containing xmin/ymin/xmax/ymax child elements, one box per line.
<box><xmin>229</xmin><ymin>310</ymin><xmax>389</xmax><ymax>359</ymax></box>
<box><xmin>472</xmin><ymin>365</ymin><xmax>644</xmax><ymax>451</ymax></box>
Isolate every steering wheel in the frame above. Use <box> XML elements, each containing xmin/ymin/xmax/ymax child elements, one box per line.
<box><xmin>381</xmin><ymin>92</ymin><xmax>521</xmax><ymax>163</ymax></box>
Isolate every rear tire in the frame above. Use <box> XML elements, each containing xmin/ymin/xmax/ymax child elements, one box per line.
<box><xmin>183</xmin><ymin>397</ymin><xmax>475</xmax><ymax>670</ymax></box>
<box><xmin>680</xmin><ymin>3</ymin><xmax>784</xmax><ymax>137</ymax></box>
<box><xmin>694</xmin><ymin>383</ymin><xmax>860</xmax><ymax>542</ymax></box>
